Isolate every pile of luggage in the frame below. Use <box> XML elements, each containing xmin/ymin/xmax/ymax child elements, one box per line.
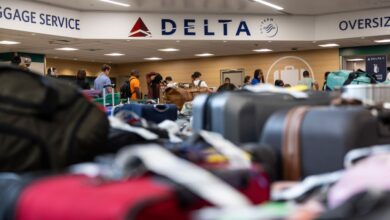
<box><xmin>2</xmin><ymin>64</ymin><xmax>390</xmax><ymax>220</ymax></box>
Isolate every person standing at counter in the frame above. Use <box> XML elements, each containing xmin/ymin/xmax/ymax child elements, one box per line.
<box><xmin>76</xmin><ymin>69</ymin><xmax>90</xmax><ymax>90</ymax></box>
<box><xmin>251</xmin><ymin>69</ymin><xmax>265</xmax><ymax>85</ymax></box>
<box><xmin>299</xmin><ymin>70</ymin><xmax>319</xmax><ymax>90</ymax></box>
<box><xmin>94</xmin><ymin>64</ymin><xmax>112</xmax><ymax>95</ymax></box>
<box><xmin>129</xmin><ymin>70</ymin><xmax>141</xmax><ymax>100</ymax></box>
<box><xmin>192</xmin><ymin>71</ymin><xmax>208</xmax><ymax>88</ymax></box>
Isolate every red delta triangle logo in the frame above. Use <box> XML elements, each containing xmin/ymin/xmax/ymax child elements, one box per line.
<box><xmin>129</xmin><ymin>17</ymin><xmax>152</xmax><ymax>37</ymax></box>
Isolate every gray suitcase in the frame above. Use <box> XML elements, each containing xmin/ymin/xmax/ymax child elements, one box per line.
<box><xmin>193</xmin><ymin>87</ymin><xmax>335</xmax><ymax>144</ymax></box>
<box><xmin>260</xmin><ymin>106</ymin><xmax>390</xmax><ymax>181</ymax></box>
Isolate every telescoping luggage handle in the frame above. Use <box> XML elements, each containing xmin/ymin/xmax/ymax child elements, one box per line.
<box><xmin>344</xmin><ymin>145</ymin><xmax>390</xmax><ymax>168</ymax></box>
<box><xmin>244</xmin><ymin>84</ymin><xmax>308</xmax><ymax>99</ymax></box>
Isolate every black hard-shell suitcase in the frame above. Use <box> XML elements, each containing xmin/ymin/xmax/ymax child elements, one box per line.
<box><xmin>192</xmin><ymin>87</ymin><xmax>335</xmax><ymax>144</ymax></box>
<box><xmin>260</xmin><ymin>106</ymin><xmax>390</xmax><ymax>181</ymax></box>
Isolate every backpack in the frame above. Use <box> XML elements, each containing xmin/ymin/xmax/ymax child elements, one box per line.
<box><xmin>0</xmin><ymin>65</ymin><xmax>109</xmax><ymax>172</ymax></box>
<box><xmin>120</xmin><ymin>78</ymin><xmax>137</xmax><ymax>99</ymax></box>
<box><xmin>120</xmin><ymin>81</ymin><xmax>130</xmax><ymax>99</ymax></box>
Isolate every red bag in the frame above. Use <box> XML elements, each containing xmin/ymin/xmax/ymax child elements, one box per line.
<box><xmin>16</xmin><ymin>175</ymin><xmax>197</xmax><ymax>220</ymax></box>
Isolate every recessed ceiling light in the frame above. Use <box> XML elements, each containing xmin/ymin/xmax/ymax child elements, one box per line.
<box><xmin>176</xmin><ymin>40</ymin><xmax>181</xmax><ymax>43</ymax></box>
<box><xmin>319</xmin><ymin>43</ymin><xmax>340</xmax><ymax>48</ymax></box>
<box><xmin>55</xmin><ymin>47</ymin><xmax>79</xmax><ymax>51</ymax></box>
<box><xmin>252</xmin><ymin>0</ymin><xmax>284</xmax><ymax>10</ymax></box>
<box><xmin>73</xmin><ymin>58</ymin><xmax>78</xmax><ymax>61</ymax></box>
<box><xmin>100</xmin><ymin>0</ymin><xmax>130</xmax><ymax>7</ymax></box>
<box><xmin>195</xmin><ymin>53</ymin><xmax>215</xmax><ymax>57</ymax></box>
<box><xmin>223</xmin><ymin>41</ymin><xmax>228</xmax><ymax>43</ymax></box>
<box><xmin>104</xmin><ymin>53</ymin><xmax>125</xmax><ymax>56</ymax></box>
<box><xmin>158</xmin><ymin>48</ymin><xmax>180</xmax><ymax>52</ymax></box>
<box><xmin>346</xmin><ymin>58</ymin><xmax>365</xmax><ymax>62</ymax></box>
<box><xmin>253</xmin><ymin>48</ymin><xmax>273</xmax><ymax>52</ymax></box>
<box><xmin>144</xmin><ymin>57</ymin><xmax>163</xmax><ymax>61</ymax></box>
<box><xmin>0</xmin><ymin>40</ymin><xmax>20</xmax><ymax>45</ymax></box>
<box><xmin>374</xmin><ymin>39</ymin><xmax>390</xmax><ymax>43</ymax></box>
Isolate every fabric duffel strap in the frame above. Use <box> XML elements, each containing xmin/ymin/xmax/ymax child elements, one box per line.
<box><xmin>282</xmin><ymin>106</ymin><xmax>310</xmax><ymax>181</ymax></box>
<box><xmin>110</xmin><ymin>144</ymin><xmax>252</xmax><ymax>208</ymax></box>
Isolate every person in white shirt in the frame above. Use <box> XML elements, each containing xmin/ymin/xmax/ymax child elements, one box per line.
<box><xmin>192</xmin><ymin>71</ymin><xmax>208</xmax><ymax>88</ymax></box>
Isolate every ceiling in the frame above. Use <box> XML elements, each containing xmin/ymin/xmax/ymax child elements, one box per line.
<box><xmin>1</xmin><ymin>29</ymin><xmax>389</xmax><ymax>64</ymax></box>
<box><xmin>1</xmin><ymin>0</ymin><xmax>390</xmax><ymax>63</ymax></box>
<box><xmin>29</xmin><ymin>0</ymin><xmax>390</xmax><ymax>15</ymax></box>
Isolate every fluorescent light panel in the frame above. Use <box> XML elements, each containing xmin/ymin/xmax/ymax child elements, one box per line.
<box><xmin>104</xmin><ymin>53</ymin><xmax>125</xmax><ymax>56</ymax></box>
<box><xmin>158</xmin><ymin>48</ymin><xmax>180</xmax><ymax>52</ymax></box>
<box><xmin>144</xmin><ymin>57</ymin><xmax>163</xmax><ymax>61</ymax></box>
<box><xmin>195</xmin><ymin>53</ymin><xmax>215</xmax><ymax>57</ymax></box>
<box><xmin>375</xmin><ymin>39</ymin><xmax>390</xmax><ymax>43</ymax></box>
<box><xmin>100</xmin><ymin>0</ymin><xmax>130</xmax><ymax>7</ymax></box>
<box><xmin>0</xmin><ymin>40</ymin><xmax>20</xmax><ymax>45</ymax></box>
<box><xmin>347</xmin><ymin>58</ymin><xmax>365</xmax><ymax>62</ymax></box>
<box><xmin>55</xmin><ymin>47</ymin><xmax>79</xmax><ymax>51</ymax></box>
<box><xmin>253</xmin><ymin>48</ymin><xmax>273</xmax><ymax>52</ymax></box>
<box><xmin>252</xmin><ymin>0</ymin><xmax>284</xmax><ymax>10</ymax></box>
<box><xmin>319</xmin><ymin>43</ymin><xmax>340</xmax><ymax>48</ymax></box>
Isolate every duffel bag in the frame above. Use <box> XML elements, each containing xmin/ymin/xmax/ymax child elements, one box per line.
<box><xmin>0</xmin><ymin>65</ymin><xmax>109</xmax><ymax>172</ymax></box>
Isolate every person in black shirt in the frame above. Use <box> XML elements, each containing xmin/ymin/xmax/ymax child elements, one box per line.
<box><xmin>217</xmin><ymin>77</ymin><xmax>237</xmax><ymax>92</ymax></box>
<box><xmin>76</xmin><ymin>69</ymin><xmax>90</xmax><ymax>90</ymax></box>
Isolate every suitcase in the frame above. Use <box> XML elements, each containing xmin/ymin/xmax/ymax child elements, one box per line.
<box><xmin>2</xmin><ymin>145</ymin><xmax>250</xmax><ymax>220</ymax></box>
<box><xmin>342</xmin><ymin>84</ymin><xmax>390</xmax><ymax>104</ymax></box>
<box><xmin>114</xmin><ymin>103</ymin><xmax>178</xmax><ymax>124</ymax></box>
<box><xmin>193</xmin><ymin>85</ymin><xmax>335</xmax><ymax>144</ymax></box>
<box><xmin>0</xmin><ymin>65</ymin><xmax>109</xmax><ymax>172</ymax></box>
<box><xmin>260</xmin><ymin>106</ymin><xmax>390</xmax><ymax>181</ymax></box>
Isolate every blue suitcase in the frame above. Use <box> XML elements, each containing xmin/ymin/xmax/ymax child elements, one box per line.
<box><xmin>114</xmin><ymin>103</ymin><xmax>178</xmax><ymax>124</ymax></box>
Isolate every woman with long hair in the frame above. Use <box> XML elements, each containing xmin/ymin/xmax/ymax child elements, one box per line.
<box><xmin>251</xmin><ymin>69</ymin><xmax>264</xmax><ymax>85</ymax></box>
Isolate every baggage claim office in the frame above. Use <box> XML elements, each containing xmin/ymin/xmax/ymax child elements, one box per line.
<box><xmin>0</xmin><ymin>0</ymin><xmax>390</xmax><ymax>95</ymax></box>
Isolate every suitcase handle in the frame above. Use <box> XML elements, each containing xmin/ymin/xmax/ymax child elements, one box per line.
<box><xmin>244</xmin><ymin>84</ymin><xmax>308</xmax><ymax>99</ymax></box>
<box><xmin>153</xmin><ymin>104</ymin><xmax>169</xmax><ymax>112</ymax></box>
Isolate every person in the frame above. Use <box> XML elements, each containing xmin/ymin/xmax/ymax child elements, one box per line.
<box><xmin>129</xmin><ymin>69</ymin><xmax>141</xmax><ymax>100</ymax></box>
<box><xmin>11</xmin><ymin>55</ymin><xmax>29</xmax><ymax>71</ymax></box>
<box><xmin>192</xmin><ymin>71</ymin><xmax>208</xmax><ymax>88</ymax></box>
<box><xmin>165</xmin><ymin>76</ymin><xmax>177</xmax><ymax>88</ymax></box>
<box><xmin>322</xmin><ymin>72</ymin><xmax>331</xmax><ymax>91</ymax></box>
<box><xmin>386</xmin><ymin>67</ymin><xmax>390</xmax><ymax>81</ymax></box>
<box><xmin>75</xmin><ymin>69</ymin><xmax>90</xmax><ymax>90</ymax></box>
<box><xmin>47</xmin><ymin>67</ymin><xmax>58</xmax><ymax>77</ymax></box>
<box><xmin>243</xmin><ymin>75</ymin><xmax>251</xmax><ymax>86</ymax></box>
<box><xmin>94</xmin><ymin>64</ymin><xmax>112</xmax><ymax>95</ymax></box>
<box><xmin>274</xmin><ymin>79</ymin><xmax>285</xmax><ymax>87</ymax></box>
<box><xmin>251</xmin><ymin>69</ymin><xmax>265</xmax><ymax>85</ymax></box>
<box><xmin>24</xmin><ymin>56</ymin><xmax>31</xmax><ymax>69</ymax></box>
<box><xmin>298</xmin><ymin>70</ymin><xmax>319</xmax><ymax>90</ymax></box>
<box><xmin>217</xmin><ymin>77</ymin><xmax>237</xmax><ymax>92</ymax></box>
<box><xmin>146</xmin><ymin>72</ymin><xmax>163</xmax><ymax>99</ymax></box>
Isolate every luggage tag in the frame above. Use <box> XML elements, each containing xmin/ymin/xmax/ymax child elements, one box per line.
<box><xmin>114</xmin><ymin>144</ymin><xmax>252</xmax><ymax>208</ymax></box>
<box><xmin>243</xmin><ymin>84</ymin><xmax>308</xmax><ymax>99</ymax></box>
<box><xmin>198</xmin><ymin>131</ymin><xmax>251</xmax><ymax>170</ymax></box>
<box><xmin>109</xmin><ymin>117</ymin><xmax>158</xmax><ymax>141</ymax></box>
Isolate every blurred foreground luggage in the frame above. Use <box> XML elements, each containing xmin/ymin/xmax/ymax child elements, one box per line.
<box><xmin>0</xmin><ymin>65</ymin><xmax>109</xmax><ymax>172</ymax></box>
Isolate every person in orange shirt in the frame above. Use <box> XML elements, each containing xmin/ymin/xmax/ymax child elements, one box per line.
<box><xmin>129</xmin><ymin>69</ymin><xmax>141</xmax><ymax>100</ymax></box>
